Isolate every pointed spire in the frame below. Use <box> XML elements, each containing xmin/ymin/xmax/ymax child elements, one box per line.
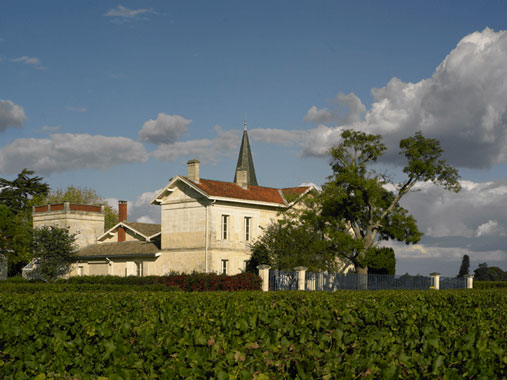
<box><xmin>234</xmin><ymin>120</ymin><xmax>258</xmax><ymax>187</ymax></box>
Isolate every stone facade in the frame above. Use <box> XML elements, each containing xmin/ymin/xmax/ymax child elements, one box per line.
<box><xmin>32</xmin><ymin>203</ymin><xmax>105</xmax><ymax>249</ymax></box>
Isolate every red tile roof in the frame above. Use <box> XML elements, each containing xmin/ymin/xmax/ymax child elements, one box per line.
<box><xmin>188</xmin><ymin>178</ymin><xmax>310</xmax><ymax>205</ymax></box>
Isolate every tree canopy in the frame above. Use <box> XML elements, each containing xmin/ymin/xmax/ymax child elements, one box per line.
<box><xmin>32</xmin><ymin>225</ymin><xmax>78</xmax><ymax>280</ymax></box>
<box><xmin>314</xmin><ymin>129</ymin><xmax>460</xmax><ymax>274</ymax></box>
<box><xmin>0</xmin><ymin>169</ymin><xmax>49</xmax><ymax>275</ymax></box>
<box><xmin>43</xmin><ymin>185</ymin><xmax>118</xmax><ymax>230</ymax></box>
<box><xmin>251</xmin><ymin>130</ymin><xmax>460</xmax><ymax>275</ymax></box>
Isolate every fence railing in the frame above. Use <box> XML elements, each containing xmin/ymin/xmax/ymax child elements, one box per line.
<box><xmin>257</xmin><ymin>266</ymin><xmax>473</xmax><ymax>292</ymax></box>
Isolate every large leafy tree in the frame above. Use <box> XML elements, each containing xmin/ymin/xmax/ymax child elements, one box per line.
<box><xmin>0</xmin><ymin>169</ymin><xmax>49</xmax><ymax>275</ymax></box>
<box><xmin>311</xmin><ymin>130</ymin><xmax>460</xmax><ymax>274</ymax></box>
<box><xmin>247</xmin><ymin>210</ymin><xmax>341</xmax><ymax>273</ymax></box>
<box><xmin>32</xmin><ymin>226</ymin><xmax>77</xmax><ymax>280</ymax></box>
<box><xmin>43</xmin><ymin>185</ymin><xmax>118</xmax><ymax>230</ymax></box>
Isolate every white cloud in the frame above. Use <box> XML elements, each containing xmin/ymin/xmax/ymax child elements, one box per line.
<box><xmin>301</xmin><ymin>125</ymin><xmax>344</xmax><ymax>157</ymax></box>
<box><xmin>137</xmin><ymin>216</ymin><xmax>155</xmax><ymax>224</ymax></box>
<box><xmin>106</xmin><ymin>190</ymin><xmax>161</xmax><ymax>224</ymax></box>
<box><xmin>11</xmin><ymin>56</ymin><xmax>45</xmax><ymax>70</ymax></box>
<box><xmin>104</xmin><ymin>5</ymin><xmax>153</xmax><ymax>22</ymax></box>
<box><xmin>476</xmin><ymin>220</ymin><xmax>504</xmax><ymax>237</ymax></box>
<box><xmin>304</xmin><ymin>93</ymin><xmax>366</xmax><ymax>125</ymax></box>
<box><xmin>0</xmin><ymin>99</ymin><xmax>26</xmax><ymax>132</ymax></box>
<box><xmin>0</xmin><ymin>133</ymin><xmax>148</xmax><ymax>174</ymax></box>
<box><xmin>151</xmin><ymin>126</ymin><xmax>240</xmax><ymax>163</ymax></box>
<box><xmin>302</xmin><ymin>28</ymin><xmax>507</xmax><ymax>169</ymax></box>
<box><xmin>304</xmin><ymin>106</ymin><xmax>332</xmax><ymax>124</ymax></box>
<box><xmin>249</xmin><ymin>128</ymin><xmax>305</xmax><ymax>146</ymax></box>
<box><xmin>138</xmin><ymin>113</ymin><xmax>191</xmax><ymax>144</ymax></box>
<box><xmin>41</xmin><ymin>125</ymin><xmax>61</xmax><ymax>133</ymax></box>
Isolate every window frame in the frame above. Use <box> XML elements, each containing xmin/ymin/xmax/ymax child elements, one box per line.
<box><xmin>244</xmin><ymin>216</ymin><xmax>252</xmax><ymax>241</ymax></box>
<box><xmin>221</xmin><ymin>214</ymin><xmax>229</xmax><ymax>240</ymax></box>
<box><xmin>221</xmin><ymin>259</ymin><xmax>228</xmax><ymax>275</ymax></box>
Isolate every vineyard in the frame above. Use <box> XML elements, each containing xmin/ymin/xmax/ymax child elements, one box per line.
<box><xmin>0</xmin><ymin>288</ymin><xmax>506</xmax><ymax>379</ymax></box>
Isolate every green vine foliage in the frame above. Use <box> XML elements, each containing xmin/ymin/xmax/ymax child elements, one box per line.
<box><xmin>0</xmin><ymin>289</ymin><xmax>505</xmax><ymax>379</ymax></box>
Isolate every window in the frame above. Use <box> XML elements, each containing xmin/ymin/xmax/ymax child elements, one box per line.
<box><xmin>221</xmin><ymin>215</ymin><xmax>229</xmax><ymax>240</ymax></box>
<box><xmin>243</xmin><ymin>260</ymin><xmax>249</xmax><ymax>271</ymax></box>
<box><xmin>221</xmin><ymin>259</ymin><xmax>228</xmax><ymax>275</ymax></box>
<box><xmin>136</xmin><ymin>262</ymin><xmax>143</xmax><ymax>277</ymax></box>
<box><xmin>244</xmin><ymin>217</ymin><xmax>252</xmax><ymax>241</ymax></box>
<box><xmin>78</xmin><ymin>266</ymin><xmax>83</xmax><ymax>276</ymax></box>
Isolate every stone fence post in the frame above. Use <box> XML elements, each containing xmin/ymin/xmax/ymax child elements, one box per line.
<box><xmin>257</xmin><ymin>265</ymin><xmax>271</xmax><ymax>292</ymax></box>
<box><xmin>430</xmin><ymin>272</ymin><xmax>440</xmax><ymax>290</ymax></box>
<box><xmin>465</xmin><ymin>274</ymin><xmax>474</xmax><ymax>289</ymax></box>
<box><xmin>294</xmin><ymin>266</ymin><xmax>307</xmax><ymax>291</ymax></box>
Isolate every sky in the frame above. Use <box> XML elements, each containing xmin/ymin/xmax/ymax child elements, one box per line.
<box><xmin>1</xmin><ymin>1</ymin><xmax>507</xmax><ymax>276</ymax></box>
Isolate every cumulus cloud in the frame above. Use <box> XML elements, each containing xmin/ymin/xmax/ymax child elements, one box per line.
<box><xmin>104</xmin><ymin>5</ymin><xmax>153</xmax><ymax>22</ymax></box>
<box><xmin>11</xmin><ymin>56</ymin><xmax>45</xmax><ymax>70</ymax></box>
<box><xmin>138</xmin><ymin>113</ymin><xmax>191</xmax><ymax>144</ymax></box>
<box><xmin>304</xmin><ymin>106</ymin><xmax>332</xmax><ymax>124</ymax></box>
<box><xmin>304</xmin><ymin>93</ymin><xmax>366</xmax><ymax>125</ymax></box>
<box><xmin>151</xmin><ymin>126</ymin><xmax>240</xmax><ymax>163</ymax></box>
<box><xmin>301</xmin><ymin>125</ymin><xmax>344</xmax><ymax>157</ymax></box>
<box><xmin>0</xmin><ymin>99</ymin><xmax>26</xmax><ymax>132</ymax></box>
<box><xmin>0</xmin><ymin>133</ymin><xmax>148</xmax><ymax>175</ymax></box>
<box><xmin>303</xmin><ymin>28</ymin><xmax>507</xmax><ymax>169</ymax></box>
<box><xmin>476</xmin><ymin>220</ymin><xmax>505</xmax><ymax>237</ymax></box>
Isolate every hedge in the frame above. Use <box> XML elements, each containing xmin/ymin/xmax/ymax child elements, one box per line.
<box><xmin>474</xmin><ymin>281</ymin><xmax>507</xmax><ymax>289</ymax></box>
<box><xmin>1</xmin><ymin>273</ymin><xmax>262</xmax><ymax>292</ymax></box>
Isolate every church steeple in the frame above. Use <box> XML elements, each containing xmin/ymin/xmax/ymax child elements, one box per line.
<box><xmin>234</xmin><ymin>120</ymin><xmax>258</xmax><ymax>187</ymax></box>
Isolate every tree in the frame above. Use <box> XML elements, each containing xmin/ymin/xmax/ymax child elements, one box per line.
<box><xmin>364</xmin><ymin>247</ymin><xmax>396</xmax><ymax>275</ymax></box>
<box><xmin>43</xmin><ymin>185</ymin><xmax>118</xmax><ymax>230</ymax></box>
<box><xmin>247</xmin><ymin>212</ymin><xmax>341</xmax><ymax>273</ymax></box>
<box><xmin>457</xmin><ymin>254</ymin><xmax>470</xmax><ymax>278</ymax></box>
<box><xmin>0</xmin><ymin>169</ymin><xmax>49</xmax><ymax>275</ymax></box>
<box><xmin>474</xmin><ymin>263</ymin><xmax>507</xmax><ymax>281</ymax></box>
<box><xmin>32</xmin><ymin>226</ymin><xmax>77</xmax><ymax>280</ymax></box>
<box><xmin>312</xmin><ymin>130</ymin><xmax>460</xmax><ymax>275</ymax></box>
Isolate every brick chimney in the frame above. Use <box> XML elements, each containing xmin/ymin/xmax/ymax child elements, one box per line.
<box><xmin>118</xmin><ymin>200</ymin><xmax>127</xmax><ymax>242</ymax></box>
<box><xmin>187</xmin><ymin>159</ymin><xmax>200</xmax><ymax>183</ymax></box>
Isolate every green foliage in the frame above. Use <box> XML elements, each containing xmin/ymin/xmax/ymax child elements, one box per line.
<box><xmin>0</xmin><ymin>169</ymin><xmax>49</xmax><ymax>214</ymax></box>
<box><xmin>474</xmin><ymin>262</ymin><xmax>507</xmax><ymax>281</ymax></box>
<box><xmin>247</xmin><ymin>212</ymin><xmax>340</xmax><ymax>272</ymax></box>
<box><xmin>364</xmin><ymin>247</ymin><xmax>396</xmax><ymax>275</ymax></box>
<box><xmin>0</xmin><ymin>169</ymin><xmax>49</xmax><ymax>275</ymax></box>
<box><xmin>316</xmin><ymin>129</ymin><xmax>460</xmax><ymax>273</ymax></box>
<box><xmin>43</xmin><ymin>185</ymin><xmax>118</xmax><ymax>230</ymax></box>
<box><xmin>474</xmin><ymin>281</ymin><xmax>507</xmax><ymax>289</ymax></box>
<box><xmin>457</xmin><ymin>254</ymin><xmax>470</xmax><ymax>278</ymax></box>
<box><xmin>0</xmin><ymin>289</ymin><xmax>505</xmax><ymax>378</ymax></box>
<box><xmin>32</xmin><ymin>226</ymin><xmax>78</xmax><ymax>280</ymax></box>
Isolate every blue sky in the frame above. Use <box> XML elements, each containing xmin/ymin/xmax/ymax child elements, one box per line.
<box><xmin>1</xmin><ymin>1</ymin><xmax>507</xmax><ymax>275</ymax></box>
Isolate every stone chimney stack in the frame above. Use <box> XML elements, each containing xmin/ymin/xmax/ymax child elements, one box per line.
<box><xmin>235</xmin><ymin>169</ymin><xmax>248</xmax><ymax>189</ymax></box>
<box><xmin>187</xmin><ymin>159</ymin><xmax>200</xmax><ymax>183</ymax></box>
<box><xmin>118</xmin><ymin>200</ymin><xmax>127</xmax><ymax>242</ymax></box>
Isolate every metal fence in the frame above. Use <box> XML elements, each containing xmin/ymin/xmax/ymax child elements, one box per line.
<box><xmin>268</xmin><ymin>270</ymin><xmax>467</xmax><ymax>291</ymax></box>
<box><xmin>269</xmin><ymin>270</ymin><xmax>298</xmax><ymax>291</ymax></box>
<box><xmin>305</xmin><ymin>272</ymin><xmax>433</xmax><ymax>291</ymax></box>
<box><xmin>440</xmin><ymin>276</ymin><xmax>466</xmax><ymax>289</ymax></box>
